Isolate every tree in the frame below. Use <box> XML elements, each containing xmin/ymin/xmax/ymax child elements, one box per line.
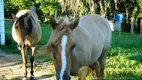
<box><xmin>58</xmin><ymin>0</ymin><xmax>110</xmax><ymax>17</ymax></box>
<box><xmin>4</xmin><ymin>0</ymin><xmax>61</xmax><ymax>22</ymax></box>
<box><xmin>4</xmin><ymin>0</ymin><xmax>142</xmax><ymax>23</ymax></box>
<box><xmin>35</xmin><ymin>0</ymin><xmax>61</xmax><ymax>22</ymax></box>
<box><xmin>4</xmin><ymin>0</ymin><xmax>18</xmax><ymax>18</ymax></box>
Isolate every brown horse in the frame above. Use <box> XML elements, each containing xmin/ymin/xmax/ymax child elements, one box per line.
<box><xmin>43</xmin><ymin>14</ymin><xmax>111</xmax><ymax>80</ymax></box>
<box><xmin>12</xmin><ymin>9</ymin><xmax>42</xmax><ymax>79</ymax></box>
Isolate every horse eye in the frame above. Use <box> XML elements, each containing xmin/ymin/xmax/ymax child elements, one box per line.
<box><xmin>70</xmin><ymin>44</ymin><xmax>76</xmax><ymax>50</ymax></box>
<box><xmin>51</xmin><ymin>43</ymin><xmax>56</xmax><ymax>49</ymax></box>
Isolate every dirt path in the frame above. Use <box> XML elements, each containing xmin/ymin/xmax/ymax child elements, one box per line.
<box><xmin>0</xmin><ymin>50</ymin><xmax>78</xmax><ymax>80</ymax></box>
<box><xmin>0</xmin><ymin>50</ymin><xmax>57</xmax><ymax>80</ymax></box>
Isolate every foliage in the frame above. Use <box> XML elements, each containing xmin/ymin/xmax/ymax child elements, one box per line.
<box><xmin>10</xmin><ymin>0</ymin><xmax>34</xmax><ymax>10</ymax></box>
<box><xmin>4</xmin><ymin>0</ymin><xmax>61</xmax><ymax>22</ymax></box>
<box><xmin>35</xmin><ymin>0</ymin><xmax>61</xmax><ymax>22</ymax></box>
<box><xmin>4</xmin><ymin>0</ymin><xmax>18</xmax><ymax>18</ymax></box>
<box><xmin>4</xmin><ymin>0</ymin><xmax>142</xmax><ymax>24</ymax></box>
<box><xmin>77</xmin><ymin>1</ymin><xmax>90</xmax><ymax>16</ymax></box>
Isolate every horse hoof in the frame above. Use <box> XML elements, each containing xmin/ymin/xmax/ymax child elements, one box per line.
<box><xmin>22</xmin><ymin>77</ymin><xmax>28</xmax><ymax>80</ymax></box>
<box><xmin>30</xmin><ymin>75</ymin><xmax>35</xmax><ymax>80</ymax></box>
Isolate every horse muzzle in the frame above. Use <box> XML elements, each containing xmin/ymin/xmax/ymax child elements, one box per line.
<box><xmin>17</xmin><ymin>44</ymin><xmax>25</xmax><ymax>50</ymax></box>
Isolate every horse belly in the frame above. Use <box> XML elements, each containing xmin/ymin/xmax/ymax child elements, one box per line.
<box><xmin>70</xmin><ymin>45</ymin><xmax>91</xmax><ymax>75</ymax></box>
<box><xmin>70</xmin><ymin>49</ymin><xmax>102</xmax><ymax>76</ymax></box>
<box><xmin>12</xmin><ymin>26</ymin><xmax>21</xmax><ymax>43</ymax></box>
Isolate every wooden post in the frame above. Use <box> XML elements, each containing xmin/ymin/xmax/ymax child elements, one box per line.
<box><xmin>55</xmin><ymin>10</ymin><xmax>57</xmax><ymax>19</ymax></box>
<box><xmin>140</xmin><ymin>19</ymin><xmax>142</xmax><ymax>39</ymax></box>
<box><xmin>74</xmin><ymin>12</ymin><xmax>76</xmax><ymax>19</ymax></box>
<box><xmin>119</xmin><ymin>22</ymin><xmax>121</xmax><ymax>37</ymax></box>
<box><xmin>131</xmin><ymin>17</ymin><xmax>134</xmax><ymax>39</ymax></box>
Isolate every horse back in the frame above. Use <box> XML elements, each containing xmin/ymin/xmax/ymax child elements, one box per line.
<box><xmin>28</xmin><ymin>10</ymin><xmax>42</xmax><ymax>45</ymax></box>
<box><xmin>76</xmin><ymin>14</ymin><xmax>111</xmax><ymax>51</ymax></box>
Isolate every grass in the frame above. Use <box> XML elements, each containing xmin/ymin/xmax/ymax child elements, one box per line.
<box><xmin>1</xmin><ymin>24</ymin><xmax>142</xmax><ymax>79</ymax></box>
<box><xmin>106</xmin><ymin>32</ymin><xmax>142</xmax><ymax>79</ymax></box>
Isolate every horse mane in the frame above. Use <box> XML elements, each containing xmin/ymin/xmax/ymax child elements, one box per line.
<box><xmin>52</xmin><ymin>18</ymin><xmax>72</xmax><ymax>44</ymax></box>
<box><xmin>15</xmin><ymin>15</ymin><xmax>25</xmax><ymax>27</ymax></box>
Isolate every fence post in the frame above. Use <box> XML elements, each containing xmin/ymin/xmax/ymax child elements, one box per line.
<box><xmin>55</xmin><ymin>10</ymin><xmax>57</xmax><ymax>19</ymax></box>
<box><xmin>74</xmin><ymin>12</ymin><xmax>76</xmax><ymax>19</ymax></box>
<box><xmin>131</xmin><ymin>17</ymin><xmax>134</xmax><ymax>39</ymax></box>
<box><xmin>0</xmin><ymin>0</ymin><xmax>5</xmax><ymax>45</ymax></box>
<box><xmin>140</xmin><ymin>19</ymin><xmax>142</xmax><ymax>39</ymax></box>
<box><xmin>117</xmin><ymin>21</ymin><xmax>121</xmax><ymax>37</ymax></box>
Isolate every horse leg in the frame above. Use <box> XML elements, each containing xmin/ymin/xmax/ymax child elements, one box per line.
<box><xmin>21</xmin><ymin>47</ymin><xmax>28</xmax><ymax>79</ymax></box>
<box><xmin>30</xmin><ymin>46</ymin><xmax>36</xmax><ymax>80</ymax></box>
<box><xmin>98</xmin><ymin>50</ymin><xmax>108</xmax><ymax>80</ymax></box>
<box><xmin>89</xmin><ymin>61</ymin><xmax>100</xmax><ymax>80</ymax></box>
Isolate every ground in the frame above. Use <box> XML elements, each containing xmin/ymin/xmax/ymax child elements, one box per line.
<box><xmin>0</xmin><ymin>49</ymin><xmax>78</xmax><ymax>80</ymax></box>
<box><xmin>0</xmin><ymin>49</ymin><xmax>56</xmax><ymax>80</ymax></box>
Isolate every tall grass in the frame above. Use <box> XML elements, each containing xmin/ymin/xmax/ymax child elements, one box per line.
<box><xmin>0</xmin><ymin>24</ymin><xmax>142</xmax><ymax>79</ymax></box>
<box><xmin>106</xmin><ymin>32</ymin><xmax>142</xmax><ymax>79</ymax></box>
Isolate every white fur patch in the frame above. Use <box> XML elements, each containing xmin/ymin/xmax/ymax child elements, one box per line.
<box><xmin>16</xmin><ymin>10</ymin><xmax>28</xmax><ymax>17</ymax></box>
<box><xmin>59</xmin><ymin>35</ymin><xmax>68</xmax><ymax>80</ymax></box>
<box><xmin>12</xmin><ymin>21</ymin><xmax>19</xmax><ymax>43</ymax></box>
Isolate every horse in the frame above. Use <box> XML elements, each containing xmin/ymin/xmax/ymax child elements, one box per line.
<box><xmin>12</xmin><ymin>9</ymin><xmax>42</xmax><ymax>79</ymax></box>
<box><xmin>43</xmin><ymin>14</ymin><xmax>111</xmax><ymax>80</ymax></box>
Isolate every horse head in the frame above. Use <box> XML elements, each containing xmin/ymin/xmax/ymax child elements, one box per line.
<box><xmin>49</xmin><ymin>17</ymin><xmax>79</xmax><ymax>80</ymax></box>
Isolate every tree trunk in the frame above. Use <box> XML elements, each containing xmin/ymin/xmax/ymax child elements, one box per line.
<box><xmin>89</xmin><ymin>0</ymin><xmax>95</xmax><ymax>14</ymax></box>
<box><xmin>114</xmin><ymin>0</ymin><xmax>118</xmax><ymax>10</ymax></box>
<box><xmin>59</xmin><ymin>0</ymin><xmax>66</xmax><ymax>12</ymax></box>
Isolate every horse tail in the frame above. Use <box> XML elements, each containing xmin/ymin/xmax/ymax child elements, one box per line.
<box><xmin>37</xmin><ymin>44</ymin><xmax>52</xmax><ymax>54</ymax></box>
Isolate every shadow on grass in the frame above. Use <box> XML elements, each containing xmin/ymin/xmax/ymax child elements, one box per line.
<box><xmin>10</xmin><ymin>74</ymin><xmax>55</xmax><ymax>80</ymax></box>
<box><xmin>11</xmin><ymin>76</ymin><xmax>23</xmax><ymax>80</ymax></box>
<box><xmin>36</xmin><ymin>74</ymin><xmax>55</xmax><ymax>80</ymax></box>
<box><xmin>0</xmin><ymin>75</ymin><xmax>7</xmax><ymax>80</ymax></box>
<box><xmin>0</xmin><ymin>62</ymin><xmax>21</xmax><ymax>68</ymax></box>
<box><xmin>128</xmin><ymin>55</ymin><xmax>142</xmax><ymax>63</ymax></box>
<box><xmin>105</xmin><ymin>70</ymin><xmax>142</xmax><ymax>80</ymax></box>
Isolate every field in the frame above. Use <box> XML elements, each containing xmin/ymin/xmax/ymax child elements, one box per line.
<box><xmin>0</xmin><ymin>24</ymin><xmax>142</xmax><ymax>79</ymax></box>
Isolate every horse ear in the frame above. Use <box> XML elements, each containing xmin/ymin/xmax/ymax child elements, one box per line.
<box><xmin>70</xmin><ymin>18</ymin><xmax>79</xmax><ymax>30</ymax></box>
<box><xmin>12</xmin><ymin>14</ymin><xmax>17</xmax><ymax>20</ymax></box>
<box><xmin>49</xmin><ymin>16</ymin><xmax>57</xmax><ymax>29</ymax></box>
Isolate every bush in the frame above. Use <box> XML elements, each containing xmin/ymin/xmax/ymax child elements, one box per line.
<box><xmin>5</xmin><ymin>35</ymin><xmax>12</xmax><ymax>46</ymax></box>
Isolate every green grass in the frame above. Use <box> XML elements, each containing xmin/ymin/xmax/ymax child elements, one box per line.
<box><xmin>1</xmin><ymin>24</ymin><xmax>142</xmax><ymax>79</ymax></box>
<box><xmin>106</xmin><ymin>32</ymin><xmax>142</xmax><ymax>79</ymax></box>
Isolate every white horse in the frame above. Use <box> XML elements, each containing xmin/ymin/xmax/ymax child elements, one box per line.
<box><xmin>43</xmin><ymin>14</ymin><xmax>111</xmax><ymax>80</ymax></box>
